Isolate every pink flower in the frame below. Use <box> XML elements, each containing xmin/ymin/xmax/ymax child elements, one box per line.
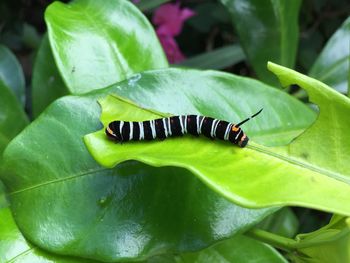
<box><xmin>157</xmin><ymin>34</ymin><xmax>185</xmax><ymax>63</ymax></box>
<box><xmin>153</xmin><ymin>3</ymin><xmax>195</xmax><ymax>36</ymax></box>
<box><xmin>153</xmin><ymin>3</ymin><xmax>195</xmax><ymax>63</ymax></box>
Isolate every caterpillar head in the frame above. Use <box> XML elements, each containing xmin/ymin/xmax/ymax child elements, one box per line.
<box><xmin>238</xmin><ymin>134</ymin><xmax>249</xmax><ymax>148</ymax></box>
<box><xmin>233</xmin><ymin>108</ymin><xmax>262</xmax><ymax>148</ymax></box>
<box><xmin>229</xmin><ymin>126</ymin><xmax>249</xmax><ymax>148</ymax></box>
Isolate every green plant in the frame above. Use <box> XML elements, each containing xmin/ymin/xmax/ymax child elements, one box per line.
<box><xmin>0</xmin><ymin>0</ymin><xmax>349</xmax><ymax>262</ymax></box>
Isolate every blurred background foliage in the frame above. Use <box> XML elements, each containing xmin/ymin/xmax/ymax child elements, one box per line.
<box><xmin>0</xmin><ymin>0</ymin><xmax>348</xmax><ymax>238</ymax></box>
<box><xmin>1</xmin><ymin>0</ymin><xmax>349</xmax><ymax>108</ymax></box>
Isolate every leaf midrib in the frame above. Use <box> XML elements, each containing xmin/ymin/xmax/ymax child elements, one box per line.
<box><xmin>9</xmin><ymin>136</ymin><xmax>349</xmax><ymax>196</ymax></box>
<box><xmin>7</xmin><ymin>247</ymin><xmax>34</xmax><ymax>263</ymax></box>
<box><xmin>248</xmin><ymin>144</ymin><xmax>350</xmax><ymax>185</ymax></box>
<box><xmin>252</xmin><ymin>128</ymin><xmax>305</xmax><ymax>140</ymax></box>
<box><xmin>9</xmin><ymin>167</ymin><xmax>106</xmax><ymax>195</ymax></box>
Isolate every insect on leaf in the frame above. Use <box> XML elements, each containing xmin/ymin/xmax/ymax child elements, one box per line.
<box><xmin>84</xmin><ymin>65</ymin><xmax>350</xmax><ymax>216</ymax></box>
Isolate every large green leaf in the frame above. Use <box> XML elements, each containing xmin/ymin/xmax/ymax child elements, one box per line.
<box><xmin>309</xmin><ymin>16</ymin><xmax>350</xmax><ymax>94</ymax></box>
<box><xmin>0</xmin><ymin>82</ymin><xmax>28</xmax><ymax>155</ymax></box>
<box><xmin>85</xmin><ymin>65</ymin><xmax>350</xmax><ymax>216</ymax></box>
<box><xmin>32</xmin><ymin>0</ymin><xmax>168</xmax><ymax>117</ymax></box>
<box><xmin>177</xmin><ymin>235</ymin><xmax>287</xmax><ymax>263</ymax></box>
<box><xmin>0</xmin><ymin>181</ymin><xmax>98</xmax><ymax>262</ymax></box>
<box><xmin>0</xmin><ymin>82</ymin><xmax>274</xmax><ymax>261</ymax></box>
<box><xmin>220</xmin><ymin>0</ymin><xmax>301</xmax><ymax>85</ymax></box>
<box><xmin>0</xmin><ymin>181</ymin><xmax>286</xmax><ymax>262</ymax></box>
<box><xmin>0</xmin><ymin>44</ymin><xmax>25</xmax><ymax>105</ymax></box>
<box><xmin>45</xmin><ymin>0</ymin><xmax>168</xmax><ymax>94</ymax></box>
<box><xmin>31</xmin><ymin>35</ymin><xmax>68</xmax><ymax>118</ymax></box>
<box><xmin>0</xmin><ymin>207</ymin><xmax>99</xmax><ymax>262</ymax></box>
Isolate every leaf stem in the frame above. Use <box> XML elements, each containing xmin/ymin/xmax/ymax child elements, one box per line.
<box><xmin>246</xmin><ymin>228</ymin><xmax>298</xmax><ymax>251</ymax></box>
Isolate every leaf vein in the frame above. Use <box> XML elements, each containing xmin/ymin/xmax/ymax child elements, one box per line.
<box><xmin>9</xmin><ymin>168</ymin><xmax>106</xmax><ymax>195</ymax></box>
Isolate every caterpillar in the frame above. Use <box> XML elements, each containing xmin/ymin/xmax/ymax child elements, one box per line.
<box><xmin>106</xmin><ymin>109</ymin><xmax>262</xmax><ymax>148</ymax></box>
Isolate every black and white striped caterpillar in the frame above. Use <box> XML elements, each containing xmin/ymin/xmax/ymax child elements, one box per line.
<box><xmin>106</xmin><ymin>109</ymin><xmax>262</xmax><ymax>148</ymax></box>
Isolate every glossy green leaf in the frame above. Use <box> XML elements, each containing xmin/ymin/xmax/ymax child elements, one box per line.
<box><xmin>309</xmin><ymin>16</ymin><xmax>350</xmax><ymax>94</ymax></box>
<box><xmin>45</xmin><ymin>0</ymin><xmax>168</xmax><ymax>94</ymax></box>
<box><xmin>177</xmin><ymin>235</ymin><xmax>287</xmax><ymax>263</ymax></box>
<box><xmin>85</xmin><ymin>65</ymin><xmax>350</xmax><ymax>216</ymax></box>
<box><xmin>33</xmin><ymin>0</ymin><xmax>169</xmax><ymax>117</ymax></box>
<box><xmin>0</xmin><ymin>82</ymin><xmax>28</xmax><ymax>155</ymax></box>
<box><xmin>1</xmin><ymin>182</ymin><xmax>92</xmax><ymax>262</ymax></box>
<box><xmin>0</xmin><ymin>192</ymin><xmax>31</xmax><ymax>262</ymax></box>
<box><xmin>179</xmin><ymin>45</ymin><xmax>245</xmax><ymax>70</ymax></box>
<box><xmin>1</xmin><ymin>84</ymin><xmax>274</xmax><ymax>262</ymax></box>
<box><xmin>288</xmin><ymin>216</ymin><xmax>350</xmax><ymax>263</ymax></box>
<box><xmin>220</xmin><ymin>0</ymin><xmax>301</xmax><ymax>85</ymax></box>
<box><xmin>32</xmin><ymin>35</ymin><xmax>68</xmax><ymax>118</ymax></box>
<box><xmin>0</xmin><ymin>207</ymin><xmax>100</xmax><ymax>263</ymax></box>
<box><xmin>0</xmin><ymin>44</ymin><xmax>25</xmax><ymax>105</ymax></box>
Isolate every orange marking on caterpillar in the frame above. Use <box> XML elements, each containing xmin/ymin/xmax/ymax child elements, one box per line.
<box><xmin>232</xmin><ymin>126</ymin><xmax>239</xmax><ymax>132</ymax></box>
